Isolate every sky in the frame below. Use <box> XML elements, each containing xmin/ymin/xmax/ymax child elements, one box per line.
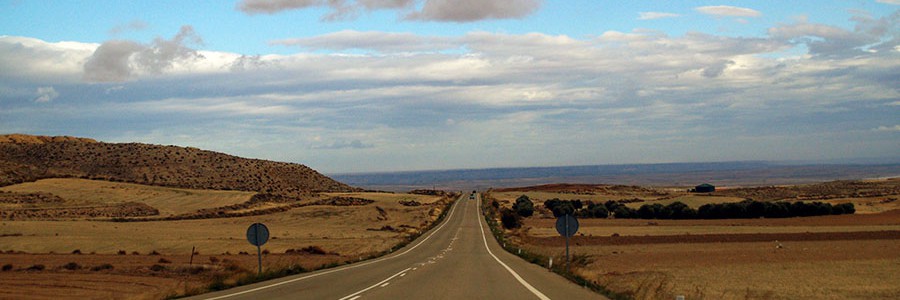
<box><xmin>1</xmin><ymin>0</ymin><xmax>898</xmax><ymax>173</ymax></box>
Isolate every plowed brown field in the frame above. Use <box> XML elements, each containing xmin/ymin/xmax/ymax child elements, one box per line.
<box><xmin>491</xmin><ymin>178</ymin><xmax>900</xmax><ymax>300</ymax></box>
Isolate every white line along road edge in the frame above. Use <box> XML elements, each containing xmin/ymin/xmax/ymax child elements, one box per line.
<box><xmin>338</xmin><ymin>268</ymin><xmax>410</xmax><ymax>300</ymax></box>
<box><xmin>477</xmin><ymin>196</ymin><xmax>551</xmax><ymax>300</ymax></box>
<box><xmin>202</xmin><ymin>195</ymin><xmax>465</xmax><ymax>300</ymax></box>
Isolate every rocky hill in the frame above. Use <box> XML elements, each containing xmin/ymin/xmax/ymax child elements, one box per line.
<box><xmin>0</xmin><ymin>134</ymin><xmax>356</xmax><ymax>195</ymax></box>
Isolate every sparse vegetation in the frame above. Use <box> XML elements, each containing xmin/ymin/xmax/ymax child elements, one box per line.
<box><xmin>513</xmin><ymin>195</ymin><xmax>534</xmax><ymax>217</ymax></box>
<box><xmin>62</xmin><ymin>262</ymin><xmax>81</xmax><ymax>270</ymax></box>
<box><xmin>25</xmin><ymin>264</ymin><xmax>45</xmax><ymax>271</ymax></box>
<box><xmin>90</xmin><ymin>264</ymin><xmax>113</xmax><ymax>271</ymax></box>
<box><xmin>500</xmin><ymin>208</ymin><xmax>522</xmax><ymax>229</ymax></box>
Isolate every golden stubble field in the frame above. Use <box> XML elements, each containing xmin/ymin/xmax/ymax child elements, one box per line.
<box><xmin>488</xmin><ymin>180</ymin><xmax>900</xmax><ymax>299</ymax></box>
<box><xmin>0</xmin><ymin>178</ymin><xmax>453</xmax><ymax>299</ymax></box>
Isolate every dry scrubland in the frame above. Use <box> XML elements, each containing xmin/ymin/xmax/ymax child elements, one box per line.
<box><xmin>489</xmin><ymin>179</ymin><xmax>900</xmax><ymax>299</ymax></box>
<box><xmin>0</xmin><ymin>179</ymin><xmax>453</xmax><ymax>299</ymax></box>
<box><xmin>0</xmin><ymin>135</ymin><xmax>454</xmax><ymax>299</ymax></box>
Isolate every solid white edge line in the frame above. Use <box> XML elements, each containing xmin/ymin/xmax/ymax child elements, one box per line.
<box><xmin>477</xmin><ymin>196</ymin><xmax>551</xmax><ymax>300</ymax></box>
<box><xmin>201</xmin><ymin>195</ymin><xmax>464</xmax><ymax>300</ymax></box>
<box><xmin>338</xmin><ymin>268</ymin><xmax>410</xmax><ymax>300</ymax></box>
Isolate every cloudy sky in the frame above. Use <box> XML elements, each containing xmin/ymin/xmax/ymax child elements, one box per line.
<box><xmin>1</xmin><ymin>1</ymin><xmax>898</xmax><ymax>173</ymax></box>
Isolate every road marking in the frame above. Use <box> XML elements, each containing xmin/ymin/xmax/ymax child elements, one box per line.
<box><xmin>476</xmin><ymin>197</ymin><xmax>551</xmax><ymax>300</ymax></box>
<box><xmin>201</xmin><ymin>195</ymin><xmax>464</xmax><ymax>300</ymax></box>
<box><xmin>338</xmin><ymin>268</ymin><xmax>410</xmax><ymax>300</ymax></box>
<box><xmin>380</xmin><ymin>282</ymin><xmax>390</xmax><ymax>287</ymax></box>
<box><xmin>348</xmin><ymin>296</ymin><xmax>361</xmax><ymax>300</ymax></box>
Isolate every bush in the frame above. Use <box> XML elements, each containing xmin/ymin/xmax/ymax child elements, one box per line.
<box><xmin>158</xmin><ymin>258</ymin><xmax>172</xmax><ymax>264</ymax></box>
<box><xmin>637</xmin><ymin>203</ymin><xmax>664</xmax><ymax>219</ymax></box>
<box><xmin>513</xmin><ymin>195</ymin><xmax>535</xmax><ymax>217</ymax></box>
<box><xmin>62</xmin><ymin>262</ymin><xmax>81</xmax><ymax>270</ymax></box>
<box><xmin>117</xmin><ymin>250</ymin><xmax>126</xmax><ymax>255</ymax></box>
<box><xmin>150</xmin><ymin>264</ymin><xmax>166</xmax><ymax>272</ymax></box>
<box><xmin>583</xmin><ymin>203</ymin><xmax>608</xmax><ymax>218</ymax></box>
<box><xmin>544</xmin><ymin>198</ymin><xmax>576</xmax><ymax>218</ymax></box>
<box><xmin>1</xmin><ymin>264</ymin><xmax>11</xmax><ymax>271</ymax></box>
<box><xmin>613</xmin><ymin>206</ymin><xmax>636</xmax><ymax>218</ymax></box>
<box><xmin>500</xmin><ymin>208</ymin><xmax>521</xmax><ymax>229</ymax></box>
<box><xmin>663</xmin><ymin>202</ymin><xmax>696</xmax><ymax>219</ymax></box>
<box><xmin>91</xmin><ymin>264</ymin><xmax>114</xmax><ymax>271</ymax></box>
<box><xmin>26</xmin><ymin>264</ymin><xmax>45</xmax><ymax>271</ymax></box>
<box><xmin>837</xmin><ymin>202</ymin><xmax>855</xmax><ymax>214</ymax></box>
<box><xmin>71</xmin><ymin>249</ymin><xmax>82</xmax><ymax>255</ymax></box>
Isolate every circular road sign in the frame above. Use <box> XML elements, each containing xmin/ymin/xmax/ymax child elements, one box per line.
<box><xmin>555</xmin><ymin>215</ymin><xmax>579</xmax><ymax>237</ymax></box>
<box><xmin>246</xmin><ymin>223</ymin><xmax>270</xmax><ymax>247</ymax></box>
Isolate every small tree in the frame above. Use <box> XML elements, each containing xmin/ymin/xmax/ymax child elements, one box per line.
<box><xmin>588</xmin><ymin>204</ymin><xmax>609</xmax><ymax>218</ymax></box>
<box><xmin>613</xmin><ymin>206</ymin><xmax>636</xmax><ymax>218</ymax></box>
<box><xmin>512</xmin><ymin>195</ymin><xmax>535</xmax><ymax>217</ymax></box>
<box><xmin>500</xmin><ymin>208</ymin><xmax>521</xmax><ymax>229</ymax></box>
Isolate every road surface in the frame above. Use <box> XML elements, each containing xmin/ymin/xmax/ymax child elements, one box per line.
<box><xmin>192</xmin><ymin>194</ymin><xmax>604</xmax><ymax>300</ymax></box>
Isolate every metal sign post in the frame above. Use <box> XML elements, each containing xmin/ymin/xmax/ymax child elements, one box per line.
<box><xmin>555</xmin><ymin>214</ymin><xmax>579</xmax><ymax>273</ymax></box>
<box><xmin>246</xmin><ymin>223</ymin><xmax>270</xmax><ymax>275</ymax></box>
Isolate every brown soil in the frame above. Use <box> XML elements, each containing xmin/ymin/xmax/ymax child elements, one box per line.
<box><xmin>1</xmin><ymin>202</ymin><xmax>159</xmax><ymax>220</ymax></box>
<box><xmin>0</xmin><ymin>252</ymin><xmax>346</xmax><ymax>299</ymax></box>
<box><xmin>526</xmin><ymin>230</ymin><xmax>900</xmax><ymax>246</ymax></box>
<box><xmin>526</xmin><ymin>208</ymin><xmax>900</xmax><ymax>228</ymax></box>
<box><xmin>712</xmin><ymin>178</ymin><xmax>900</xmax><ymax>201</ymax></box>
<box><xmin>495</xmin><ymin>183</ymin><xmax>666</xmax><ymax>196</ymax></box>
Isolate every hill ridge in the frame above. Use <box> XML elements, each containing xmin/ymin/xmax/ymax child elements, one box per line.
<box><xmin>0</xmin><ymin>134</ymin><xmax>356</xmax><ymax>195</ymax></box>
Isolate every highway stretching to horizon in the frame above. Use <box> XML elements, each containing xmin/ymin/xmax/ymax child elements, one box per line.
<box><xmin>191</xmin><ymin>194</ymin><xmax>604</xmax><ymax>300</ymax></box>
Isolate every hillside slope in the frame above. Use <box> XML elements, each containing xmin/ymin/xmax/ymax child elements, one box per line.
<box><xmin>0</xmin><ymin>134</ymin><xmax>355</xmax><ymax>195</ymax></box>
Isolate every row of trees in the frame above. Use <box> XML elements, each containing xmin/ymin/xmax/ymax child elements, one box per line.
<box><xmin>695</xmin><ymin>200</ymin><xmax>855</xmax><ymax>219</ymax></box>
<box><xmin>537</xmin><ymin>196</ymin><xmax>855</xmax><ymax>220</ymax></box>
<box><xmin>495</xmin><ymin>195</ymin><xmax>855</xmax><ymax>228</ymax></box>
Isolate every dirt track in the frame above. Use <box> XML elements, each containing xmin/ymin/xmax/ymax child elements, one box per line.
<box><xmin>527</xmin><ymin>230</ymin><xmax>900</xmax><ymax>246</ymax></box>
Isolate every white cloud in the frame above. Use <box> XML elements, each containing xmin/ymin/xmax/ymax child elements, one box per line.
<box><xmin>876</xmin><ymin>0</ymin><xmax>900</xmax><ymax>5</ymax></box>
<box><xmin>271</xmin><ymin>30</ymin><xmax>456</xmax><ymax>52</ymax></box>
<box><xmin>83</xmin><ymin>26</ymin><xmax>205</xmax><ymax>82</ymax></box>
<box><xmin>33</xmin><ymin>86</ymin><xmax>59</xmax><ymax>103</ymax></box>
<box><xmin>3</xmin><ymin>14</ymin><xmax>899</xmax><ymax>171</ymax></box>
<box><xmin>109</xmin><ymin>20</ymin><xmax>148</xmax><ymax>35</ymax></box>
<box><xmin>0</xmin><ymin>36</ymin><xmax>97</xmax><ymax>82</ymax></box>
<box><xmin>768</xmin><ymin>11</ymin><xmax>898</xmax><ymax>58</ymax></box>
<box><xmin>874</xmin><ymin>125</ymin><xmax>900</xmax><ymax>132</ymax></box>
<box><xmin>237</xmin><ymin>0</ymin><xmax>541</xmax><ymax>22</ymax></box>
<box><xmin>696</xmin><ymin>5</ymin><xmax>761</xmax><ymax>18</ymax></box>
<box><xmin>638</xmin><ymin>12</ymin><xmax>680</xmax><ymax>20</ymax></box>
<box><xmin>406</xmin><ymin>0</ymin><xmax>540</xmax><ymax>22</ymax></box>
<box><xmin>313</xmin><ymin>139</ymin><xmax>374</xmax><ymax>150</ymax></box>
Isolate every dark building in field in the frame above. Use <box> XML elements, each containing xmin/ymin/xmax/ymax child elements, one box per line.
<box><xmin>692</xmin><ymin>183</ymin><xmax>715</xmax><ymax>193</ymax></box>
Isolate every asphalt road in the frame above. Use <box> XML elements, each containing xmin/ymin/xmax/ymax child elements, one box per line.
<box><xmin>192</xmin><ymin>194</ymin><xmax>604</xmax><ymax>300</ymax></box>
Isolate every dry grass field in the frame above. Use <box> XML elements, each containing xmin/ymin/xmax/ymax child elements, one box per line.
<box><xmin>0</xmin><ymin>179</ymin><xmax>453</xmax><ymax>299</ymax></box>
<box><xmin>488</xmin><ymin>179</ymin><xmax>900</xmax><ymax>299</ymax></box>
<box><xmin>1</xmin><ymin>178</ymin><xmax>256</xmax><ymax>216</ymax></box>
